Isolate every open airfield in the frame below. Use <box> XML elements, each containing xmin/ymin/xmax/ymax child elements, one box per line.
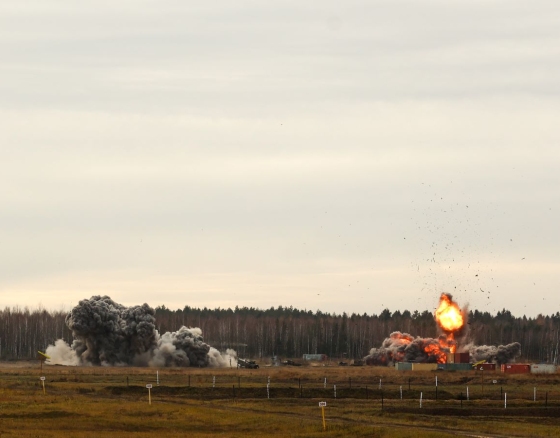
<box><xmin>0</xmin><ymin>361</ymin><xmax>559</xmax><ymax>437</ymax></box>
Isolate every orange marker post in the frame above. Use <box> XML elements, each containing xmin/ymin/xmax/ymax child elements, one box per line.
<box><xmin>319</xmin><ymin>401</ymin><xmax>327</xmax><ymax>431</ymax></box>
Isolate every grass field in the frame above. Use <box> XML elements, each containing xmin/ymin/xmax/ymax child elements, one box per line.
<box><xmin>0</xmin><ymin>361</ymin><xmax>559</xmax><ymax>437</ymax></box>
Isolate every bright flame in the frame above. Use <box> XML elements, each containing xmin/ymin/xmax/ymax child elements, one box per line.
<box><xmin>435</xmin><ymin>293</ymin><xmax>464</xmax><ymax>333</ymax></box>
<box><xmin>424</xmin><ymin>343</ymin><xmax>447</xmax><ymax>364</ymax></box>
<box><xmin>434</xmin><ymin>293</ymin><xmax>464</xmax><ymax>355</ymax></box>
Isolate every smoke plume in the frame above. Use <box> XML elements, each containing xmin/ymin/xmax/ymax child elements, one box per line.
<box><xmin>45</xmin><ymin>296</ymin><xmax>236</xmax><ymax>367</ymax></box>
<box><xmin>363</xmin><ymin>332</ymin><xmax>522</xmax><ymax>366</ymax></box>
<box><xmin>466</xmin><ymin>342</ymin><xmax>521</xmax><ymax>365</ymax></box>
<box><xmin>364</xmin><ymin>332</ymin><xmax>449</xmax><ymax>365</ymax></box>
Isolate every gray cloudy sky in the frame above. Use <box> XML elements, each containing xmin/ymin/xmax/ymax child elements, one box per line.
<box><xmin>1</xmin><ymin>0</ymin><xmax>559</xmax><ymax>316</ymax></box>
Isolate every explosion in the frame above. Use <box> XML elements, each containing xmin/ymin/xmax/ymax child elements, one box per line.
<box><xmin>45</xmin><ymin>296</ymin><xmax>237</xmax><ymax>368</ymax></box>
<box><xmin>363</xmin><ymin>332</ymin><xmax>448</xmax><ymax>365</ymax></box>
<box><xmin>363</xmin><ymin>293</ymin><xmax>520</xmax><ymax>366</ymax></box>
<box><xmin>434</xmin><ymin>293</ymin><xmax>465</xmax><ymax>353</ymax></box>
<box><xmin>435</xmin><ymin>293</ymin><xmax>464</xmax><ymax>332</ymax></box>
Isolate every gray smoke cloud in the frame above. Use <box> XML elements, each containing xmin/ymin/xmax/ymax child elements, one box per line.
<box><xmin>45</xmin><ymin>296</ymin><xmax>236</xmax><ymax>367</ymax></box>
<box><xmin>364</xmin><ymin>332</ymin><xmax>450</xmax><ymax>365</ymax></box>
<box><xmin>466</xmin><ymin>342</ymin><xmax>522</xmax><ymax>365</ymax></box>
<box><xmin>364</xmin><ymin>331</ymin><xmax>522</xmax><ymax>366</ymax></box>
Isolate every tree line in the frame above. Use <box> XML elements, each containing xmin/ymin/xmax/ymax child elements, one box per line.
<box><xmin>0</xmin><ymin>305</ymin><xmax>558</xmax><ymax>364</ymax></box>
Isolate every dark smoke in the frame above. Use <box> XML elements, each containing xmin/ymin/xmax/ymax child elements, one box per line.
<box><xmin>364</xmin><ymin>331</ymin><xmax>522</xmax><ymax>366</ymax></box>
<box><xmin>364</xmin><ymin>332</ymin><xmax>449</xmax><ymax>365</ymax></box>
<box><xmin>46</xmin><ymin>296</ymin><xmax>236</xmax><ymax>367</ymax></box>
<box><xmin>467</xmin><ymin>342</ymin><xmax>522</xmax><ymax>365</ymax></box>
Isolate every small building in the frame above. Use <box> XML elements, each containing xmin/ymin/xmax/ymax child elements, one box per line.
<box><xmin>440</xmin><ymin>363</ymin><xmax>472</xmax><ymax>371</ymax></box>
<box><xmin>455</xmin><ymin>353</ymin><xmax>470</xmax><ymax>363</ymax></box>
<box><xmin>446</xmin><ymin>353</ymin><xmax>470</xmax><ymax>364</ymax></box>
<box><xmin>501</xmin><ymin>364</ymin><xmax>531</xmax><ymax>374</ymax></box>
<box><xmin>476</xmin><ymin>363</ymin><xmax>496</xmax><ymax>371</ymax></box>
<box><xmin>530</xmin><ymin>364</ymin><xmax>557</xmax><ymax>374</ymax></box>
<box><xmin>411</xmin><ymin>363</ymin><xmax>438</xmax><ymax>371</ymax></box>
<box><xmin>303</xmin><ymin>354</ymin><xmax>328</xmax><ymax>361</ymax></box>
<box><xmin>395</xmin><ymin>362</ymin><xmax>412</xmax><ymax>371</ymax></box>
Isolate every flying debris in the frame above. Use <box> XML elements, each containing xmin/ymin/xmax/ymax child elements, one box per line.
<box><xmin>45</xmin><ymin>296</ymin><xmax>237</xmax><ymax>368</ymax></box>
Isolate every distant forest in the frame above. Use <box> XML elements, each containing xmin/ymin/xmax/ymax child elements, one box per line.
<box><xmin>1</xmin><ymin>305</ymin><xmax>558</xmax><ymax>364</ymax></box>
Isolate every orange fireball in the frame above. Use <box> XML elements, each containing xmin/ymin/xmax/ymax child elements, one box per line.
<box><xmin>435</xmin><ymin>293</ymin><xmax>464</xmax><ymax>333</ymax></box>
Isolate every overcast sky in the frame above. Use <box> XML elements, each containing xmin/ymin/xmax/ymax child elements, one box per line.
<box><xmin>1</xmin><ymin>0</ymin><xmax>559</xmax><ymax>317</ymax></box>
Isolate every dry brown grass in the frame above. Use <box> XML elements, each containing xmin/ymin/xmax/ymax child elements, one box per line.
<box><xmin>0</xmin><ymin>361</ymin><xmax>558</xmax><ymax>437</ymax></box>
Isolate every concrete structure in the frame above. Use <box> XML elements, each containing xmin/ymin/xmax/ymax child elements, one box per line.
<box><xmin>530</xmin><ymin>364</ymin><xmax>557</xmax><ymax>374</ymax></box>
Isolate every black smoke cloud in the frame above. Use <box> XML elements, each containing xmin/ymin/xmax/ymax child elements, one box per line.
<box><xmin>46</xmin><ymin>296</ymin><xmax>236</xmax><ymax>367</ymax></box>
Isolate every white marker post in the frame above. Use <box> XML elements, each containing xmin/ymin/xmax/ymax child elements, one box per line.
<box><xmin>266</xmin><ymin>383</ymin><xmax>270</xmax><ymax>399</ymax></box>
<box><xmin>334</xmin><ymin>385</ymin><xmax>337</xmax><ymax>399</ymax></box>
<box><xmin>420</xmin><ymin>392</ymin><xmax>423</xmax><ymax>408</ymax></box>
<box><xmin>467</xmin><ymin>386</ymin><xmax>469</xmax><ymax>401</ymax></box>
<box><xmin>400</xmin><ymin>385</ymin><xmax>403</xmax><ymax>400</ymax></box>
<box><xmin>146</xmin><ymin>384</ymin><xmax>153</xmax><ymax>405</ymax></box>
<box><xmin>379</xmin><ymin>378</ymin><xmax>382</xmax><ymax>389</ymax></box>
<box><xmin>267</xmin><ymin>376</ymin><xmax>270</xmax><ymax>385</ymax></box>
<box><xmin>324</xmin><ymin>378</ymin><xmax>327</xmax><ymax>389</ymax></box>
<box><xmin>319</xmin><ymin>402</ymin><xmax>327</xmax><ymax>431</ymax></box>
<box><xmin>504</xmin><ymin>392</ymin><xmax>507</xmax><ymax>409</ymax></box>
<box><xmin>156</xmin><ymin>371</ymin><xmax>159</xmax><ymax>386</ymax></box>
<box><xmin>40</xmin><ymin>376</ymin><xmax>46</xmax><ymax>395</ymax></box>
